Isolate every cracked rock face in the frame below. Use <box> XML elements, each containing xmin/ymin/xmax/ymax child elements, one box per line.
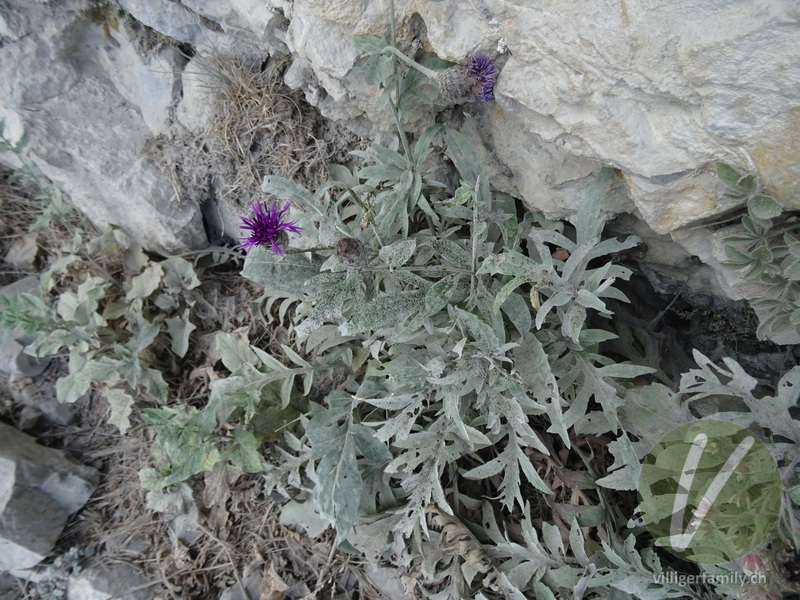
<box><xmin>288</xmin><ymin>0</ymin><xmax>799</xmax><ymax>231</ymax></box>
<box><xmin>0</xmin><ymin>0</ymin><xmax>207</xmax><ymax>254</ymax></box>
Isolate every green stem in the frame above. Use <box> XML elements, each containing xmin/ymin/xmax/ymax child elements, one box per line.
<box><xmin>284</xmin><ymin>246</ymin><xmax>333</xmax><ymax>255</ymax></box>
<box><xmin>469</xmin><ymin>176</ymin><xmax>480</xmax><ymax>300</ymax></box>
<box><xmin>174</xmin><ymin>246</ymin><xmax>243</xmax><ymax>258</ymax></box>
<box><xmin>344</xmin><ymin>187</ymin><xmax>384</xmax><ymax>247</ymax></box>
<box><xmin>386</xmin><ymin>0</ymin><xmax>414</xmax><ymax>161</ymax></box>
<box><xmin>391</xmin><ymin>98</ymin><xmax>413</xmax><ymax>162</ymax></box>
<box><xmin>382</xmin><ymin>45</ymin><xmax>440</xmax><ymax>81</ymax></box>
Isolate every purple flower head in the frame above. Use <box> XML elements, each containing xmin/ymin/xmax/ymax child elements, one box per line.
<box><xmin>239</xmin><ymin>201</ymin><xmax>303</xmax><ymax>256</ymax></box>
<box><xmin>465</xmin><ymin>55</ymin><xmax>498</xmax><ymax>102</ymax></box>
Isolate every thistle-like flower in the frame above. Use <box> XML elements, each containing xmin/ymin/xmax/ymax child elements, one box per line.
<box><xmin>239</xmin><ymin>201</ymin><xmax>303</xmax><ymax>256</ymax></box>
<box><xmin>463</xmin><ymin>55</ymin><xmax>498</xmax><ymax>102</ymax></box>
<box><xmin>383</xmin><ymin>47</ymin><xmax>499</xmax><ymax>103</ymax></box>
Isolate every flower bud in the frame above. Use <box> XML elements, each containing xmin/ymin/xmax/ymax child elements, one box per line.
<box><xmin>436</xmin><ymin>66</ymin><xmax>475</xmax><ymax>101</ymax></box>
<box><xmin>435</xmin><ymin>57</ymin><xmax>499</xmax><ymax>103</ymax></box>
<box><xmin>334</xmin><ymin>238</ymin><xmax>369</xmax><ymax>270</ymax></box>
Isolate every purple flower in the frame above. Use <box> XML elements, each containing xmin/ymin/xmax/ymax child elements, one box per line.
<box><xmin>465</xmin><ymin>56</ymin><xmax>498</xmax><ymax>102</ymax></box>
<box><xmin>239</xmin><ymin>201</ymin><xmax>303</xmax><ymax>256</ymax></box>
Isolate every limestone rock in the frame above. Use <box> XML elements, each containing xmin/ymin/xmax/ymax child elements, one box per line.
<box><xmin>176</xmin><ymin>56</ymin><xmax>219</xmax><ymax>135</ymax></box>
<box><xmin>0</xmin><ymin>325</ymin><xmax>48</xmax><ymax>378</ymax></box>
<box><xmin>66</xmin><ymin>561</ymin><xmax>150</xmax><ymax>600</ymax></box>
<box><xmin>0</xmin><ymin>0</ymin><xmax>206</xmax><ymax>254</ymax></box>
<box><xmin>97</xmin><ymin>33</ymin><xmax>183</xmax><ymax>137</ymax></box>
<box><xmin>9</xmin><ymin>374</ymin><xmax>72</xmax><ymax>427</ymax></box>
<box><xmin>281</xmin><ymin>0</ymin><xmax>799</xmax><ymax>231</ymax></box>
<box><xmin>181</xmin><ymin>0</ymin><xmax>284</xmax><ymax>46</ymax></box>
<box><xmin>0</xmin><ymin>423</ymin><xmax>98</xmax><ymax>571</ymax></box>
<box><xmin>117</xmin><ymin>0</ymin><xmax>230</xmax><ymax>53</ymax></box>
<box><xmin>286</xmin><ymin>2</ymin><xmax>384</xmax><ymax>130</ymax></box>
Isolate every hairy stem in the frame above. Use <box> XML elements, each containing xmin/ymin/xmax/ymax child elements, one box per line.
<box><xmin>470</xmin><ymin>176</ymin><xmax>480</xmax><ymax>300</ymax></box>
<box><xmin>382</xmin><ymin>45</ymin><xmax>440</xmax><ymax>81</ymax></box>
<box><xmin>387</xmin><ymin>0</ymin><xmax>413</xmax><ymax>161</ymax></box>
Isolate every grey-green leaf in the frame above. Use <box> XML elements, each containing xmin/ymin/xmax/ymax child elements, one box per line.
<box><xmin>575</xmin><ymin>167</ymin><xmax>612</xmax><ymax>245</ymax></box>
<box><xmin>596</xmin><ymin>434</ymin><xmax>641</xmax><ymax>490</ymax></box>
<box><xmin>57</xmin><ymin>354</ymin><xmax>121</xmax><ymax>403</ymax></box>
<box><xmin>221</xmin><ymin>429</ymin><xmax>263</xmax><ymax>473</ymax></box>
<box><xmin>161</xmin><ymin>256</ymin><xmax>201</xmax><ymax>291</ymax></box>
<box><xmin>513</xmin><ymin>335</ymin><xmax>570</xmax><ymax>446</ymax></box>
<box><xmin>379</xmin><ymin>239</ymin><xmax>416</xmax><ymax>268</ymax></box>
<box><xmin>166</xmin><ymin>311</ymin><xmax>196</xmax><ymax>358</ymax></box>
<box><xmin>352</xmin><ymin>35</ymin><xmax>387</xmax><ymax>54</ymax></box>
<box><xmin>105</xmin><ymin>388</ymin><xmax>135</xmax><ymax>434</ymax></box>
<box><xmin>215</xmin><ymin>331</ymin><xmax>259</xmax><ymax>372</ymax></box>
<box><xmin>261</xmin><ymin>175</ymin><xmax>318</xmax><ymax>215</ymax></box>
<box><xmin>716</xmin><ymin>162</ymin><xmax>743</xmax><ymax>190</ymax></box>
<box><xmin>309</xmin><ymin>423</ymin><xmax>362</xmax><ymax>539</ymax></box>
<box><xmin>749</xmin><ymin>195</ymin><xmax>781</xmax><ymax>220</ymax></box>
<box><xmin>241</xmin><ymin>247</ymin><xmax>322</xmax><ymax>295</ymax></box>
<box><xmin>126</xmin><ymin>262</ymin><xmax>164</xmax><ymax>301</ymax></box>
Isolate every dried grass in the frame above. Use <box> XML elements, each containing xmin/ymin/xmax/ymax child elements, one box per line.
<box><xmin>43</xmin><ymin>396</ymin><xmax>379</xmax><ymax>599</ymax></box>
<box><xmin>201</xmin><ymin>54</ymin><xmax>332</xmax><ymax>204</ymax></box>
<box><xmin>0</xmin><ymin>169</ymin><xmax>87</xmax><ymax>288</ymax></box>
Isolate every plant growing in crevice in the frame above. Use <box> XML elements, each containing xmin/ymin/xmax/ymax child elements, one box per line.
<box><xmin>226</xmin><ymin>22</ymin><xmax>800</xmax><ymax>598</ymax></box>
<box><xmin>0</xmin><ymin>123</ymin><xmax>198</xmax><ymax>432</ymax></box>
<box><xmin>236</xmin><ymin>101</ymin><xmax>692</xmax><ymax>595</ymax></box>
<box><xmin>719</xmin><ymin>161</ymin><xmax>800</xmax><ymax>338</ymax></box>
<box><xmin>3</xmin><ymin>10</ymin><xmax>798</xmax><ymax>599</ymax></box>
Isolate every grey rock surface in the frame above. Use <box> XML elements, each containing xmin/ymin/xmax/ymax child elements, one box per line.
<box><xmin>0</xmin><ymin>0</ymin><xmax>206</xmax><ymax>254</ymax></box>
<box><xmin>176</xmin><ymin>55</ymin><xmax>219</xmax><ymax>135</ymax></box>
<box><xmin>8</xmin><ymin>374</ymin><xmax>72</xmax><ymax>427</ymax></box>
<box><xmin>66</xmin><ymin>561</ymin><xmax>150</xmax><ymax>600</ymax></box>
<box><xmin>0</xmin><ymin>423</ymin><xmax>98</xmax><ymax>571</ymax></box>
